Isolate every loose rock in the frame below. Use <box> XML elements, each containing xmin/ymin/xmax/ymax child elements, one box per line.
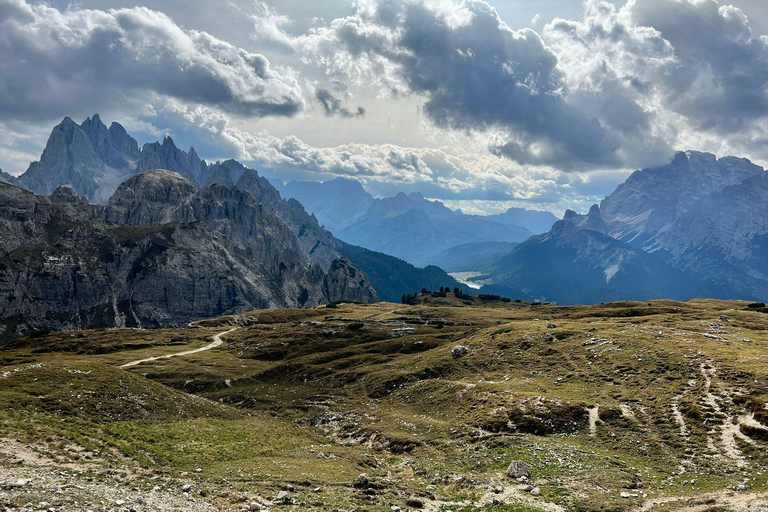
<box><xmin>507</xmin><ymin>461</ymin><xmax>531</xmax><ymax>479</ymax></box>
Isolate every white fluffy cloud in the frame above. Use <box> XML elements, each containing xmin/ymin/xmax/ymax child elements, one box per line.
<box><xmin>0</xmin><ymin>0</ymin><xmax>307</xmax><ymax>121</ymax></box>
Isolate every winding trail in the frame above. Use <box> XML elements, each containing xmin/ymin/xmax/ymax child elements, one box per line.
<box><xmin>118</xmin><ymin>327</ymin><xmax>238</xmax><ymax>368</ymax></box>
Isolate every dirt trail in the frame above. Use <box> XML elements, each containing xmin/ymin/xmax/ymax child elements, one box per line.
<box><xmin>119</xmin><ymin>327</ymin><xmax>238</xmax><ymax>368</ymax></box>
<box><xmin>671</xmin><ymin>377</ymin><xmax>697</xmax><ymax>438</ymax></box>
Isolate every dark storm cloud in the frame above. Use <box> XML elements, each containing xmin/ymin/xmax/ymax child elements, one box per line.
<box><xmin>0</xmin><ymin>0</ymin><xmax>307</xmax><ymax>122</ymax></box>
<box><xmin>314</xmin><ymin>88</ymin><xmax>366</xmax><ymax>118</ymax></box>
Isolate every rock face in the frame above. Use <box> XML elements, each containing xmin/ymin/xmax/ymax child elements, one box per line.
<box><xmin>105</xmin><ymin>170</ymin><xmax>197</xmax><ymax>226</ymax></box>
<box><xmin>322</xmin><ymin>258</ymin><xmax>378</xmax><ymax>304</ymax></box>
<box><xmin>0</xmin><ymin>173</ymin><xmax>378</xmax><ymax>341</ymax></box>
<box><xmin>136</xmin><ymin>137</ymin><xmax>207</xmax><ymax>186</ymax></box>
<box><xmin>235</xmin><ymin>168</ymin><xmax>341</xmax><ymax>271</ymax></box>
<box><xmin>5</xmin><ymin>114</ymin><xmax>467</xmax><ymax>307</ymax></box>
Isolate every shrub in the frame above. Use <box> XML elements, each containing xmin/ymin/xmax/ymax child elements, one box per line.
<box><xmin>347</xmin><ymin>322</ymin><xmax>364</xmax><ymax>331</ymax></box>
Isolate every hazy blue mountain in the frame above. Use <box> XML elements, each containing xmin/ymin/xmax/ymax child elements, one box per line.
<box><xmin>426</xmin><ymin>241</ymin><xmax>518</xmax><ymax>272</ymax></box>
<box><xmin>488</xmin><ymin>207</ymin><xmax>558</xmax><ymax>234</ymax></box>
<box><xmin>480</xmin><ymin>219</ymin><xmax>712</xmax><ymax>304</ymax></box>
<box><xmin>338</xmin><ymin>192</ymin><xmax>532</xmax><ymax>265</ymax></box>
<box><xmin>279</xmin><ymin>177</ymin><xmax>374</xmax><ymax>232</ymax></box>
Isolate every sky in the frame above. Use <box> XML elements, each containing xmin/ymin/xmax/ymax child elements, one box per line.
<box><xmin>1</xmin><ymin>0</ymin><xmax>768</xmax><ymax>215</ymax></box>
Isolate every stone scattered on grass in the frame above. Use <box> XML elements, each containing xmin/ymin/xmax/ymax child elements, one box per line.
<box><xmin>507</xmin><ymin>460</ymin><xmax>531</xmax><ymax>479</ymax></box>
<box><xmin>451</xmin><ymin>345</ymin><xmax>469</xmax><ymax>358</ymax></box>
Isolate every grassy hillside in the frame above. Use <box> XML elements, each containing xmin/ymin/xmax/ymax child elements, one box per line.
<box><xmin>2</xmin><ymin>296</ymin><xmax>768</xmax><ymax>511</ymax></box>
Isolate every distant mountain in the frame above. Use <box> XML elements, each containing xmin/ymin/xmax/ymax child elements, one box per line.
<box><xmin>278</xmin><ymin>177</ymin><xmax>374</xmax><ymax>232</ymax></box>
<box><xmin>9</xmin><ymin>115</ymin><xmax>263</xmax><ymax>203</ymax></box>
<box><xmin>426</xmin><ymin>241</ymin><xmax>518</xmax><ymax>272</ymax></box>
<box><xmin>480</xmin><ymin>151</ymin><xmax>768</xmax><ymax>304</ymax></box>
<box><xmin>480</xmin><ymin>219</ymin><xmax>709</xmax><ymax>304</ymax></box>
<box><xmin>599</xmin><ymin>151</ymin><xmax>763</xmax><ymax>246</ymax></box>
<box><xmin>338</xmin><ymin>192</ymin><xmax>532</xmax><ymax>265</ymax></box>
<box><xmin>488</xmin><ymin>207</ymin><xmax>558</xmax><ymax>235</ymax></box>
<box><xmin>0</xmin><ymin>168</ymin><xmax>15</xmax><ymax>184</ymax></box>
<box><xmin>13</xmin><ymin>115</ymin><xmax>139</xmax><ymax>203</ymax></box>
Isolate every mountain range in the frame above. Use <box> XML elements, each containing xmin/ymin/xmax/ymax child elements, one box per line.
<box><xmin>279</xmin><ymin>179</ymin><xmax>558</xmax><ymax>266</ymax></box>
<box><xmin>0</xmin><ymin>116</ymin><xmax>465</xmax><ymax>339</ymax></box>
<box><xmin>335</xmin><ymin>192</ymin><xmax>535</xmax><ymax>266</ymax></box>
<box><xmin>5</xmin><ymin>115</ymin><xmax>768</xmax><ymax>315</ymax></box>
<box><xmin>464</xmin><ymin>151</ymin><xmax>768</xmax><ymax>304</ymax></box>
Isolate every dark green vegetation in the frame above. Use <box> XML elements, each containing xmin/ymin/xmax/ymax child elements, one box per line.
<box><xmin>2</xmin><ymin>297</ymin><xmax>768</xmax><ymax>511</ymax></box>
<box><xmin>337</xmin><ymin>240</ymin><xmax>461</xmax><ymax>302</ymax></box>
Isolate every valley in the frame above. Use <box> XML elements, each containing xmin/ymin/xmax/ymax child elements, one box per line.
<box><xmin>3</xmin><ymin>295</ymin><xmax>768</xmax><ymax>511</ymax></box>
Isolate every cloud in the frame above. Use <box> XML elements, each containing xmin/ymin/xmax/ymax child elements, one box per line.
<box><xmin>0</xmin><ymin>0</ymin><xmax>308</xmax><ymax>122</ymax></box>
<box><xmin>255</xmin><ymin>0</ymin><xmax>674</xmax><ymax>170</ymax></box>
<box><xmin>544</xmin><ymin>0</ymin><xmax>768</xmax><ymax>161</ymax></box>
<box><xmin>156</xmin><ymin>100</ymin><xmax>616</xmax><ymax>214</ymax></box>
<box><xmin>627</xmin><ymin>0</ymin><xmax>768</xmax><ymax>131</ymax></box>
<box><xmin>315</xmin><ymin>88</ymin><xmax>366</xmax><ymax>118</ymax></box>
<box><xmin>252</xmin><ymin>0</ymin><xmax>768</xmax><ymax>171</ymax></box>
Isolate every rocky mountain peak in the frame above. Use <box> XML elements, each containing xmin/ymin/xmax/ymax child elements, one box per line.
<box><xmin>49</xmin><ymin>185</ymin><xmax>87</xmax><ymax>205</ymax></box>
<box><xmin>206</xmin><ymin>164</ymin><xmax>235</xmax><ymax>188</ymax></box>
<box><xmin>106</xmin><ymin>169</ymin><xmax>196</xmax><ymax>226</ymax></box>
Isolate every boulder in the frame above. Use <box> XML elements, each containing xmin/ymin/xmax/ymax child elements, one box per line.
<box><xmin>507</xmin><ymin>461</ymin><xmax>531</xmax><ymax>479</ymax></box>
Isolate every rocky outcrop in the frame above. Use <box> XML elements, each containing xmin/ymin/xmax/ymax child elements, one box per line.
<box><xmin>136</xmin><ymin>137</ymin><xmax>207</xmax><ymax>186</ymax></box>
<box><xmin>105</xmin><ymin>170</ymin><xmax>196</xmax><ymax>226</ymax></box>
<box><xmin>0</xmin><ymin>168</ymin><xmax>16</xmax><ymax>185</ymax></box>
<box><xmin>205</xmin><ymin>164</ymin><xmax>234</xmax><ymax>188</ymax></box>
<box><xmin>323</xmin><ymin>257</ymin><xmax>378</xmax><ymax>303</ymax></box>
<box><xmin>49</xmin><ymin>185</ymin><xmax>88</xmax><ymax>205</ymax></box>
<box><xmin>235</xmin><ymin>168</ymin><xmax>342</xmax><ymax>271</ymax></box>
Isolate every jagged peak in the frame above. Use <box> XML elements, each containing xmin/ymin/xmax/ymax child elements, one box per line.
<box><xmin>562</xmin><ymin>209</ymin><xmax>579</xmax><ymax>221</ymax></box>
<box><xmin>162</xmin><ymin>136</ymin><xmax>178</xmax><ymax>149</ymax></box>
<box><xmin>58</xmin><ymin>116</ymin><xmax>77</xmax><ymax>128</ymax></box>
